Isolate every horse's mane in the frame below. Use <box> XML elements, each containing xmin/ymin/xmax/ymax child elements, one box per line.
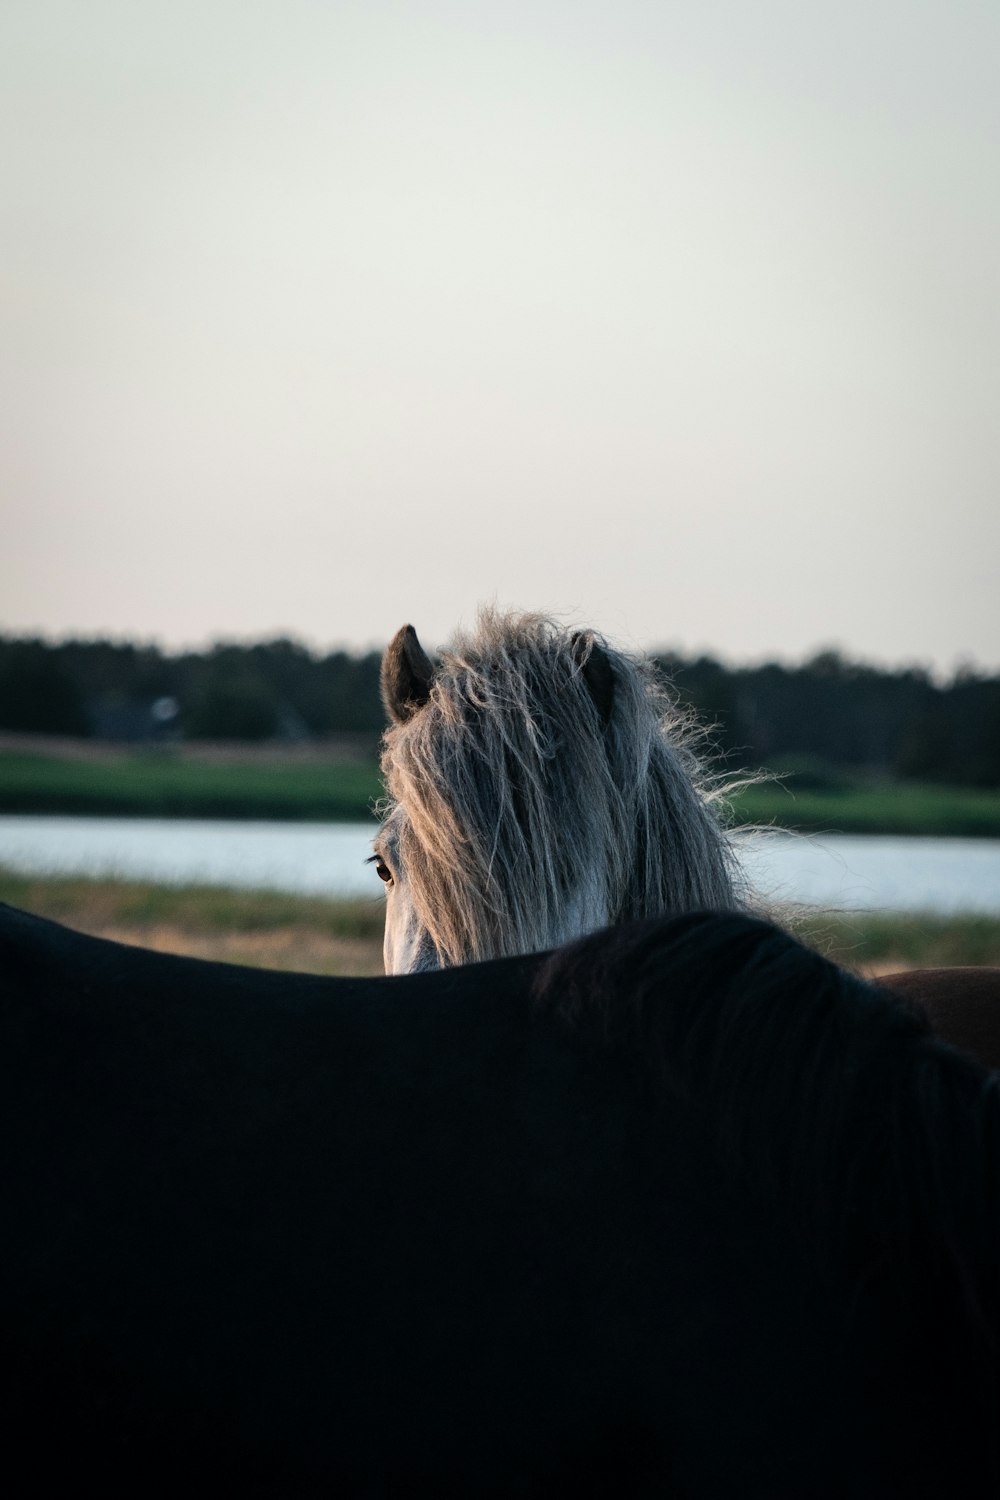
<box><xmin>379</xmin><ymin>608</ymin><xmax>747</xmax><ymax>965</ymax></box>
<box><xmin>537</xmin><ymin>912</ymin><xmax>1000</xmax><ymax>1335</ymax></box>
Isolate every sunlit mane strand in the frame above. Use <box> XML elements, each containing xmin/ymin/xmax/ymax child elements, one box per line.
<box><xmin>379</xmin><ymin>609</ymin><xmax>749</xmax><ymax>968</ymax></box>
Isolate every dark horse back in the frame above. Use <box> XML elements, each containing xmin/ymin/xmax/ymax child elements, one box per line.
<box><xmin>1</xmin><ymin>902</ymin><xmax>998</xmax><ymax>1496</ymax></box>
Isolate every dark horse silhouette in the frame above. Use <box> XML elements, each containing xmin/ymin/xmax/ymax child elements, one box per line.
<box><xmin>2</xmin><ymin>900</ymin><xmax>999</xmax><ymax>1497</ymax></box>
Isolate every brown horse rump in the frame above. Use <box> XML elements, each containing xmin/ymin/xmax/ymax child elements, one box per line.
<box><xmin>883</xmin><ymin>967</ymin><xmax>1000</xmax><ymax>1070</ymax></box>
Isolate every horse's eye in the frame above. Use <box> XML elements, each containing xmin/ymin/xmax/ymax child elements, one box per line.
<box><xmin>374</xmin><ymin>858</ymin><xmax>393</xmax><ymax>885</ymax></box>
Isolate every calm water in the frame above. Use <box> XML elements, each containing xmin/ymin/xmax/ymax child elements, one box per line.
<box><xmin>2</xmin><ymin>816</ymin><xmax>1000</xmax><ymax>914</ymax></box>
<box><xmin>1</xmin><ymin>816</ymin><xmax>999</xmax><ymax>914</ymax></box>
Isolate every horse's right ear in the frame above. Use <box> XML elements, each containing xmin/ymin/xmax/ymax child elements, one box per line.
<box><xmin>381</xmin><ymin>625</ymin><xmax>436</xmax><ymax>724</ymax></box>
<box><xmin>571</xmin><ymin>631</ymin><xmax>615</xmax><ymax>729</ymax></box>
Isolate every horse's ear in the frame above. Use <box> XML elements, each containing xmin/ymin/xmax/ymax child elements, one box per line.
<box><xmin>381</xmin><ymin>624</ymin><xmax>436</xmax><ymax>724</ymax></box>
<box><xmin>571</xmin><ymin>631</ymin><xmax>614</xmax><ymax>729</ymax></box>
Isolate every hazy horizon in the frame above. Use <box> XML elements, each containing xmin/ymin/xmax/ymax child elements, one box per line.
<box><xmin>4</xmin><ymin>618</ymin><xmax>992</xmax><ymax>685</ymax></box>
<box><xmin>3</xmin><ymin>1</ymin><xmax>998</xmax><ymax>675</ymax></box>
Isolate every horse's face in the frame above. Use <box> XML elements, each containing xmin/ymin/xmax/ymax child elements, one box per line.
<box><xmin>376</xmin><ymin>610</ymin><xmax>746</xmax><ymax>973</ymax></box>
<box><xmin>375</xmin><ymin>803</ymin><xmax>614</xmax><ymax>974</ymax></box>
<box><xmin>375</xmin><ymin>616</ymin><xmax>620</xmax><ymax>975</ymax></box>
<box><xmin>374</xmin><ymin>814</ymin><xmax>439</xmax><ymax>974</ymax></box>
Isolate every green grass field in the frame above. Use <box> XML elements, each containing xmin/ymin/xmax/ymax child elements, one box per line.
<box><xmin>0</xmin><ymin>748</ymin><xmax>384</xmax><ymax>821</ymax></box>
<box><xmin>2</xmin><ymin>867</ymin><xmax>998</xmax><ymax>976</ymax></box>
<box><xmin>735</xmin><ymin>781</ymin><xmax>1000</xmax><ymax>838</ymax></box>
<box><xmin>2</xmin><ymin>745</ymin><xmax>1000</xmax><ymax>835</ymax></box>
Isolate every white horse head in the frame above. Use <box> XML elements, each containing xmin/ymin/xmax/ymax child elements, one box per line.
<box><xmin>375</xmin><ymin>608</ymin><xmax>748</xmax><ymax>973</ymax></box>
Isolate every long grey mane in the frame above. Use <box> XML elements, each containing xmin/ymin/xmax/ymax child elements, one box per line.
<box><xmin>379</xmin><ymin>608</ymin><xmax>750</xmax><ymax>967</ymax></box>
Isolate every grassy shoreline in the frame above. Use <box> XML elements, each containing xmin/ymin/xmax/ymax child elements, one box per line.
<box><xmin>733</xmin><ymin>782</ymin><xmax>1000</xmax><ymax>838</ymax></box>
<box><xmin>2</xmin><ymin>746</ymin><xmax>1000</xmax><ymax>835</ymax></box>
<box><xmin>3</xmin><ymin>867</ymin><xmax>998</xmax><ymax>977</ymax></box>
<box><xmin>0</xmin><ymin>748</ymin><xmax>383</xmax><ymax>821</ymax></box>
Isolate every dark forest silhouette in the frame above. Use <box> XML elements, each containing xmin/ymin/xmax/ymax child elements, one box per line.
<box><xmin>1</xmin><ymin>634</ymin><xmax>997</xmax><ymax>788</ymax></box>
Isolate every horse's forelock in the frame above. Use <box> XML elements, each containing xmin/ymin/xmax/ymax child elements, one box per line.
<box><xmin>379</xmin><ymin>607</ymin><xmax>746</xmax><ymax>966</ymax></box>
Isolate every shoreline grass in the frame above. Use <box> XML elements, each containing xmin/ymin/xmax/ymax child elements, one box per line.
<box><xmin>3</xmin><ymin>867</ymin><xmax>997</xmax><ymax>978</ymax></box>
<box><xmin>789</xmin><ymin>908</ymin><xmax>1000</xmax><ymax>973</ymax></box>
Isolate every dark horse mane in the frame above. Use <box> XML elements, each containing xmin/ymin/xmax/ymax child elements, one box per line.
<box><xmin>538</xmin><ymin>912</ymin><xmax>1000</xmax><ymax>1333</ymax></box>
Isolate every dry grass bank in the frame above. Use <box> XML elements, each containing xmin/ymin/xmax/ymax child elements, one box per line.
<box><xmin>3</xmin><ymin>868</ymin><xmax>999</xmax><ymax>979</ymax></box>
<box><xmin>85</xmin><ymin>923</ymin><xmax>385</xmax><ymax>976</ymax></box>
<box><xmin>0</xmin><ymin>870</ymin><xmax>386</xmax><ymax>976</ymax></box>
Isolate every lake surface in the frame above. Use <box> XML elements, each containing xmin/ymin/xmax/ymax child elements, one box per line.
<box><xmin>2</xmin><ymin>816</ymin><xmax>1000</xmax><ymax>913</ymax></box>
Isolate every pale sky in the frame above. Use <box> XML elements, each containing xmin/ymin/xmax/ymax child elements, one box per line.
<box><xmin>2</xmin><ymin>0</ymin><xmax>998</xmax><ymax>670</ymax></box>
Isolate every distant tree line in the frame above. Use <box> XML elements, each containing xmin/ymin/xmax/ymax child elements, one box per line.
<box><xmin>1</xmin><ymin>635</ymin><xmax>998</xmax><ymax>788</ymax></box>
<box><xmin>0</xmin><ymin>638</ymin><xmax>385</xmax><ymax>744</ymax></box>
<box><xmin>657</xmin><ymin>650</ymin><xmax>1000</xmax><ymax>789</ymax></box>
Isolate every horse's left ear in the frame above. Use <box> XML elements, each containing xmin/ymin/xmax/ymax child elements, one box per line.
<box><xmin>381</xmin><ymin>624</ymin><xmax>436</xmax><ymax>724</ymax></box>
<box><xmin>571</xmin><ymin>632</ymin><xmax>615</xmax><ymax>728</ymax></box>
